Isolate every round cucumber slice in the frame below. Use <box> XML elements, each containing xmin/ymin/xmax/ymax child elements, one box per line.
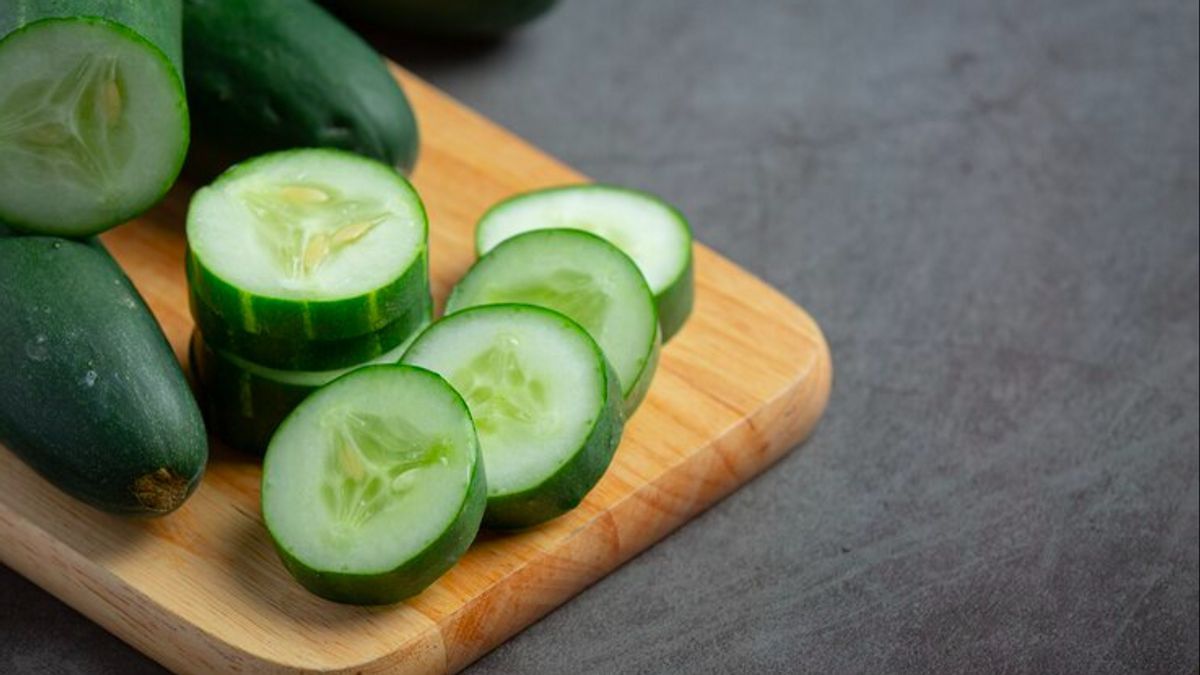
<box><xmin>0</xmin><ymin>17</ymin><xmax>188</xmax><ymax>236</ymax></box>
<box><xmin>189</xmin><ymin>283</ymin><xmax>430</xmax><ymax>371</ymax></box>
<box><xmin>447</xmin><ymin>229</ymin><xmax>661</xmax><ymax>415</ymax></box>
<box><xmin>262</xmin><ymin>365</ymin><xmax>485</xmax><ymax>605</ymax></box>
<box><xmin>475</xmin><ymin>185</ymin><xmax>694</xmax><ymax>340</ymax></box>
<box><xmin>402</xmin><ymin>304</ymin><xmax>624</xmax><ymax>529</ymax></box>
<box><xmin>186</xmin><ymin>148</ymin><xmax>429</xmax><ymax>340</ymax></box>
<box><xmin>188</xmin><ymin>318</ymin><xmax>427</xmax><ymax>454</ymax></box>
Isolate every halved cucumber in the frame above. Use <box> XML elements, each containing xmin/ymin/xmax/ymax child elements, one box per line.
<box><xmin>187</xmin><ymin>148</ymin><xmax>429</xmax><ymax>340</ymax></box>
<box><xmin>262</xmin><ymin>365</ymin><xmax>485</xmax><ymax>604</ymax></box>
<box><xmin>402</xmin><ymin>304</ymin><xmax>623</xmax><ymax>529</ymax></box>
<box><xmin>189</xmin><ymin>316</ymin><xmax>427</xmax><ymax>453</ymax></box>
<box><xmin>476</xmin><ymin>185</ymin><xmax>694</xmax><ymax>340</ymax></box>
<box><xmin>446</xmin><ymin>229</ymin><xmax>661</xmax><ymax>415</ymax></box>
<box><xmin>0</xmin><ymin>4</ymin><xmax>189</xmax><ymax>236</ymax></box>
<box><xmin>189</xmin><ymin>282</ymin><xmax>428</xmax><ymax>371</ymax></box>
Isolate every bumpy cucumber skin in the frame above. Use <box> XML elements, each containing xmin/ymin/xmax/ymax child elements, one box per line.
<box><xmin>263</xmin><ymin>365</ymin><xmax>486</xmax><ymax>605</ymax></box>
<box><xmin>189</xmin><ymin>284</ymin><xmax>428</xmax><ymax>370</ymax></box>
<box><xmin>448</xmin><ymin>229</ymin><xmax>660</xmax><ymax>415</ymax></box>
<box><xmin>475</xmin><ymin>184</ymin><xmax>695</xmax><ymax>341</ymax></box>
<box><xmin>0</xmin><ymin>4</ymin><xmax>190</xmax><ymax>236</ymax></box>
<box><xmin>0</xmin><ymin>237</ymin><xmax>207</xmax><ymax>515</ymax></box>
<box><xmin>321</xmin><ymin>0</ymin><xmax>557</xmax><ymax>36</ymax></box>
<box><xmin>482</xmin><ymin>342</ymin><xmax>624</xmax><ymax>530</ymax></box>
<box><xmin>182</xmin><ymin>0</ymin><xmax>418</xmax><ymax>176</ymax></box>
<box><xmin>186</xmin><ymin>149</ymin><xmax>431</xmax><ymax>341</ymax></box>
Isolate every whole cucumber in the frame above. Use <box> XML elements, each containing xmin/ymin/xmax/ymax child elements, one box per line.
<box><xmin>0</xmin><ymin>237</ymin><xmax>208</xmax><ymax>515</ymax></box>
<box><xmin>322</xmin><ymin>0</ymin><xmax>558</xmax><ymax>37</ymax></box>
<box><xmin>182</xmin><ymin>0</ymin><xmax>419</xmax><ymax>175</ymax></box>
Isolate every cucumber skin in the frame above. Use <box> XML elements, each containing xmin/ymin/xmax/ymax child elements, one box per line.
<box><xmin>0</xmin><ymin>3</ymin><xmax>190</xmax><ymax>237</ymax></box>
<box><xmin>321</xmin><ymin>0</ymin><xmax>557</xmax><ymax>36</ymax></box>
<box><xmin>482</xmin><ymin>355</ymin><xmax>624</xmax><ymax>530</ymax></box>
<box><xmin>263</xmin><ymin>365</ymin><xmax>487</xmax><ymax>605</ymax></box>
<box><xmin>0</xmin><ymin>237</ymin><xmax>207</xmax><ymax>515</ymax></box>
<box><xmin>475</xmin><ymin>184</ymin><xmax>695</xmax><ymax>341</ymax></box>
<box><xmin>189</xmin><ymin>284</ymin><xmax>428</xmax><ymax>370</ymax></box>
<box><xmin>182</xmin><ymin>0</ymin><xmax>418</xmax><ymax>176</ymax></box>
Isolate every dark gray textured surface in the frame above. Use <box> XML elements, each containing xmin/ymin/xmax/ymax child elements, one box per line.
<box><xmin>2</xmin><ymin>0</ymin><xmax>1197</xmax><ymax>672</ymax></box>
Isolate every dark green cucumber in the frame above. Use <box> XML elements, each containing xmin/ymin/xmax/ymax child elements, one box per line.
<box><xmin>262</xmin><ymin>365</ymin><xmax>486</xmax><ymax>604</ymax></box>
<box><xmin>0</xmin><ymin>237</ymin><xmax>207</xmax><ymax>515</ymax></box>
<box><xmin>0</xmin><ymin>1</ymin><xmax>190</xmax><ymax>236</ymax></box>
<box><xmin>322</xmin><ymin>0</ymin><xmax>558</xmax><ymax>36</ymax></box>
<box><xmin>182</xmin><ymin>0</ymin><xmax>418</xmax><ymax>176</ymax></box>
<box><xmin>188</xmin><ymin>280</ymin><xmax>429</xmax><ymax>370</ymax></box>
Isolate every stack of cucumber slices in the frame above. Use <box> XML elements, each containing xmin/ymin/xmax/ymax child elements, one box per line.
<box><xmin>181</xmin><ymin>161</ymin><xmax>693</xmax><ymax>603</ymax></box>
<box><xmin>186</xmin><ymin>148</ymin><xmax>432</xmax><ymax>453</ymax></box>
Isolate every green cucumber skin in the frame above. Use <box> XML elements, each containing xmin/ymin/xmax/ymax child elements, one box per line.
<box><xmin>0</xmin><ymin>237</ymin><xmax>207</xmax><ymax>515</ymax></box>
<box><xmin>264</xmin><ymin>365</ymin><xmax>487</xmax><ymax>605</ymax></box>
<box><xmin>0</xmin><ymin>2</ymin><xmax>190</xmax><ymax>237</ymax></box>
<box><xmin>475</xmin><ymin>184</ymin><xmax>695</xmax><ymax>341</ymax></box>
<box><xmin>482</xmin><ymin>356</ymin><xmax>624</xmax><ymax>530</ymax></box>
<box><xmin>189</xmin><ymin>332</ymin><xmax>313</xmax><ymax>455</ymax></box>
<box><xmin>182</xmin><ymin>0</ymin><xmax>418</xmax><ymax>176</ymax></box>
<box><xmin>189</xmin><ymin>285</ymin><xmax>428</xmax><ymax>370</ymax></box>
<box><xmin>322</xmin><ymin>0</ymin><xmax>557</xmax><ymax>36</ymax></box>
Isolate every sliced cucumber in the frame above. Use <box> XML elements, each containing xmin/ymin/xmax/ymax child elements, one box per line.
<box><xmin>189</xmin><ymin>282</ymin><xmax>428</xmax><ymax>371</ymax></box>
<box><xmin>0</xmin><ymin>4</ymin><xmax>189</xmax><ymax>236</ymax></box>
<box><xmin>262</xmin><ymin>365</ymin><xmax>485</xmax><ymax>604</ymax></box>
<box><xmin>189</xmin><ymin>316</ymin><xmax>427</xmax><ymax>453</ymax></box>
<box><xmin>187</xmin><ymin>148</ymin><xmax>429</xmax><ymax>340</ymax></box>
<box><xmin>402</xmin><ymin>304</ymin><xmax>623</xmax><ymax>529</ymax></box>
<box><xmin>447</xmin><ymin>229</ymin><xmax>661</xmax><ymax>415</ymax></box>
<box><xmin>476</xmin><ymin>185</ymin><xmax>694</xmax><ymax>340</ymax></box>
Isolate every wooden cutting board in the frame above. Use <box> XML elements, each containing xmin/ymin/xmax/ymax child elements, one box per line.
<box><xmin>0</xmin><ymin>67</ymin><xmax>831</xmax><ymax>674</ymax></box>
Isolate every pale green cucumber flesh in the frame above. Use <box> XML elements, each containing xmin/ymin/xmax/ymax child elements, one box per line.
<box><xmin>447</xmin><ymin>229</ymin><xmax>659</xmax><ymax>414</ymax></box>
<box><xmin>0</xmin><ymin>17</ymin><xmax>188</xmax><ymax>235</ymax></box>
<box><xmin>475</xmin><ymin>185</ymin><xmax>694</xmax><ymax>339</ymax></box>
<box><xmin>262</xmin><ymin>365</ymin><xmax>485</xmax><ymax>604</ymax></box>
<box><xmin>402</xmin><ymin>304</ymin><xmax>623</xmax><ymax>527</ymax></box>
<box><xmin>187</xmin><ymin>149</ymin><xmax>428</xmax><ymax>337</ymax></box>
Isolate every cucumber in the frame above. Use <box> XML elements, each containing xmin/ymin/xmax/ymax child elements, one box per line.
<box><xmin>0</xmin><ymin>1</ymin><xmax>190</xmax><ymax>236</ymax></box>
<box><xmin>186</xmin><ymin>149</ymin><xmax>430</xmax><ymax>342</ymax></box>
<box><xmin>182</xmin><ymin>0</ymin><xmax>418</xmax><ymax>175</ymax></box>
<box><xmin>0</xmin><ymin>237</ymin><xmax>207</xmax><ymax>515</ymax></box>
<box><xmin>189</xmin><ymin>278</ymin><xmax>428</xmax><ymax>371</ymax></box>
<box><xmin>321</xmin><ymin>0</ymin><xmax>558</xmax><ymax>36</ymax></box>
<box><xmin>476</xmin><ymin>185</ymin><xmax>694</xmax><ymax>340</ymax></box>
<box><xmin>446</xmin><ymin>229</ymin><xmax>661</xmax><ymax>415</ymax></box>
<box><xmin>262</xmin><ymin>365</ymin><xmax>485</xmax><ymax>604</ymax></box>
<box><xmin>402</xmin><ymin>304</ymin><xmax>623</xmax><ymax>529</ymax></box>
<box><xmin>189</xmin><ymin>316</ymin><xmax>427</xmax><ymax>454</ymax></box>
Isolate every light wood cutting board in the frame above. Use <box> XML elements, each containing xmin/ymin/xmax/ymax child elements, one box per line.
<box><xmin>0</xmin><ymin>66</ymin><xmax>832</xmax><ymax>674</ymax></box>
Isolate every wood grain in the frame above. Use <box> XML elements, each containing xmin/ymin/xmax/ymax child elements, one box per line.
<box><xmin>0</xmin><ymin>67</ymin><xmax>832</xmax><ymax>674</ymax></box>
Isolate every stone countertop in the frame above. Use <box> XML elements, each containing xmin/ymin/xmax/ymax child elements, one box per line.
<box><xmin>2</xmin><ymin>0</ymin><xmax>1196</xmax><ymax>672</ymax></box>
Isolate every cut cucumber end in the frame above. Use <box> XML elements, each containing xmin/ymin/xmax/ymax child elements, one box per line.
<box><xmin>0</xmin><ymin>18</ymin><xmax>188</xmax><ymax>235</ymax></box>
<box><xmin>475</xmin><ymin>184</ymin><xmax>694</xmax><ymax>340</ymax></box>
<box><xmin>262</xmin><ymin>365</ymin><xmax>485</xmax><ymax>604</ymax></box>
<box><xmin>402</xmin><ymin>304</ymin><xmax>624</xmax><ymax>528</ymax></box>
<box><xmin>448</xmin><ymin>229</ymin><xmax>660</xmax><ymax>413</ymax></box>
<box><xmin>187</xmin><ymin>148</ymin><xmax>429</xmax><ymax>338</ymax></box>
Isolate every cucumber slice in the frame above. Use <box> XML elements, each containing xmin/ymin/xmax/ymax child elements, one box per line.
<box><xmin>263</xmin><ymin>365</ymin><xmax>485</xmax><ymax>604</ymax></box>
<box><xmin>0</xmin><ymin>6</ymin><xmax>189</xmax><ymax>236</ymax></box>
<box><xmin>476</xmin><ymin>185</ymin><xmax>694</xmax><ymax>340</ymax></box>
<box><xmin>446</xmin><ymin>229</ymin><xmax>661</xmax><ymax>415</ymax></box>
<box><xmin>187</xmin><ymin>148</ymin><xmax>429</xmax><ymax>340</ymax></box>
<box><xmin>189</xmin><ymin>316</ymin><xmax>428</xmax><ymax>454</ymax></box>
<box><xmin>402</xmin><ymin>304</ymin><xmax>623</xmax><ymax>529</ymax></box>
<box><xmin>189</xmin><ymin>282</ymin><xmax>429</xmax><ymax>371</ymax></box>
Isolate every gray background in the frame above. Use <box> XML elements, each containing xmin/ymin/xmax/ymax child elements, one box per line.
<box><xmin>2</xmin><ymin>0</ymin><xmax>1197</xmax><ymax>672</ymax></box>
